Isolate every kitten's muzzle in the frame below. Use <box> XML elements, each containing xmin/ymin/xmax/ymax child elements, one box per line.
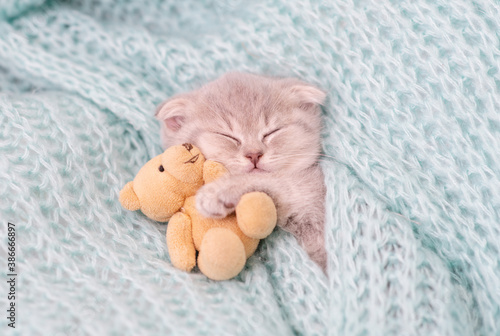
<box><xmin>245</xmin><ymin>152</ymin><xmax>263</xmax><ymax>167</ymax></box>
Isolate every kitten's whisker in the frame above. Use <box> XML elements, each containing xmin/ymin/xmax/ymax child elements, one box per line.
<box><xmin>266</xmin><ymin>153</ymin><xmax>337</xmax><ymax>161</ymax></box>
<box><xmin>273</xmin><ymin>153</ymin><xmax>336</xmax><ymax>158</ymax></box>
<box><xmin>265</xmin><ymin>157</ymin><xmax>334</xmax><ymax>166</ymax></box>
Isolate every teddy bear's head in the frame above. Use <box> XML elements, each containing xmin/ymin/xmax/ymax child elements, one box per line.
<box><xmin>119</xmin><ymin>143</ymin><xmax>206</xmax><ymax>222</ymax></box>
<box><xmin>161</xmin><ymin>143</ymin><xmax>205</xmax><ymax>184</ymax></box>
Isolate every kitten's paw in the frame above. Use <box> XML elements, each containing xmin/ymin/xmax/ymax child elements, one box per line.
<box><xmin>196</xmin><ymin>183</ymin><xmax>241</xmax><ymax>218</ymax></box>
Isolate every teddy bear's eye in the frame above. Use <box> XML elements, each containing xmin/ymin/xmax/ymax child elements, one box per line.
<box><xmin>159</xmin><ymin>165</ymin><xmax>164</xmax><ymax>172</ymax></box>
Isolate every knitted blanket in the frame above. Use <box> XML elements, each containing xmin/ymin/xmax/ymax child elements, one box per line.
<box><xmin>1</xmin><ymin>0</ymin><xmax>499</xmax><ymax>335</ymax></box>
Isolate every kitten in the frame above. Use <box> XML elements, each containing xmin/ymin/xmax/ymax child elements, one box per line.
<box><xmin>155</xmin><ymin>72</ymin><xmax>327</xmax><ymax>270</ymax></box>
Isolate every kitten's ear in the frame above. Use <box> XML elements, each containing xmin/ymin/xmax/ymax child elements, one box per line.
<box><xmin>155</xmin><ymin>96</ymin><xmax>192</xmax><ymax>132</ymax></box>
<box><xmin>286</xmin><ymin>83</ymin><xmax>326</xmax><ymax>110</ymax></box>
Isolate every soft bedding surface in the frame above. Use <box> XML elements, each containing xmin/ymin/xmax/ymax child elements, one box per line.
<box><xmin>1</xmin><ymin>0</ymin><xmax>499</xmax><ymax>335</ymax></box>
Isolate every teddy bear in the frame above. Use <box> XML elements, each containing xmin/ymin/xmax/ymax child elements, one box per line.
<box><xmin>119</xmin><ymin>143</ymin><xmax>277</xmax><ymax>280</ymax></box>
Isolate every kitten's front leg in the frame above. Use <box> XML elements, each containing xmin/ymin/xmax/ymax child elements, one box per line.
<box><xmin>196</xmin><ymin>175</ymin><xmax>249</xmax><ymax>219</ymax></box>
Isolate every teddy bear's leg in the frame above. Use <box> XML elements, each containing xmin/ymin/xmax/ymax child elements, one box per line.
<box><xmin>166</xmin><ymin>212</ymin><xmax>196</xmax><ymax>273</ymax></box>
<box><xmin>236</xmin><ymin>192</ymin><xmax>277</xmax><ymax>239</ymax></box>
<box><xmin>198</xmin><ymin>228</ymin><xmax>246</xmax><ymax>281</ymax></box>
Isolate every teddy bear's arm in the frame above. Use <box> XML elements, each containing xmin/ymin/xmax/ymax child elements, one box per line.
<box><xmin>119</xmin><ymin>181</ymin><xmax>141</xmax><ymax>211</ymax></box>
<box><xmin>203</xmin><ymin>160</ymin><xmax>229</xmax><ymax>184</ymax></box>
<box><xmin>166</xmin><ymin>212</ymin><xmax>197</xmax><ymax>272</ymax></box>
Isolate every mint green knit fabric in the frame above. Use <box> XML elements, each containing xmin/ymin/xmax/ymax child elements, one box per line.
<box><xmin>1</xmin><ymin>0</ymin><xmax>499</xmax><ymax>335</ymax></box>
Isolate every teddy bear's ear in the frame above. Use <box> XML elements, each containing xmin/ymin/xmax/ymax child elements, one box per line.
<box><xmin>154</xmin><ymin>95</ymin><xmax>193</xmax><ymax>132</ymax></box>
<box><xmin>119</xmin><ymin>181</ymin><xmax>141</xmax><ymax>211</ymax></box>
<box><xmin>203</xmin><ymin>160</ymin><xmax>229</xmax><ymax>184</ymax></box>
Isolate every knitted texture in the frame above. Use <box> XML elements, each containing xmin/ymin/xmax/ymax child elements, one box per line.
<box><xmin>1</xmin><ymin>0</ymin><xmax>499</xmax><ymax>335</ymax></box>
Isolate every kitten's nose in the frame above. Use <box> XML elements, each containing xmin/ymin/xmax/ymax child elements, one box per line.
<box><xmin>245</xmin><ymin>152</ymin><xmax>263</xmax><ymax>166</ymax></box>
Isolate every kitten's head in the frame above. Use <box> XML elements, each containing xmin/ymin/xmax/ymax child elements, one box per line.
<box><xmin>155</xmin><ymin>72</ymin><xmax>325</xmax><ymax>174</ymax></box>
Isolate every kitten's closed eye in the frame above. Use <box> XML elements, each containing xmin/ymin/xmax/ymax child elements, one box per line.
<box><xmin>215</xmin><ymin>132</ymin><xmax>241</xmax><ymax>146</ymax></box>
<box><xmin>262</xmin><ymin>128</ymin><xmax>282</xmax><ymax>141</ymax></box>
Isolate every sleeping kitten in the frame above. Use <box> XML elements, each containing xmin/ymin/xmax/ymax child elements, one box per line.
<box><xmin>155</xmin><ymin>72</ymin><xmax>327</xmax><ymax>270</ymax></box>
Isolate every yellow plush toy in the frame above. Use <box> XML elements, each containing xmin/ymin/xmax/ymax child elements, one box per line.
<box><xmin>119</xmin><ymin>143</ymin><xmax>277</xmax><ymax>280</ymax></box>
